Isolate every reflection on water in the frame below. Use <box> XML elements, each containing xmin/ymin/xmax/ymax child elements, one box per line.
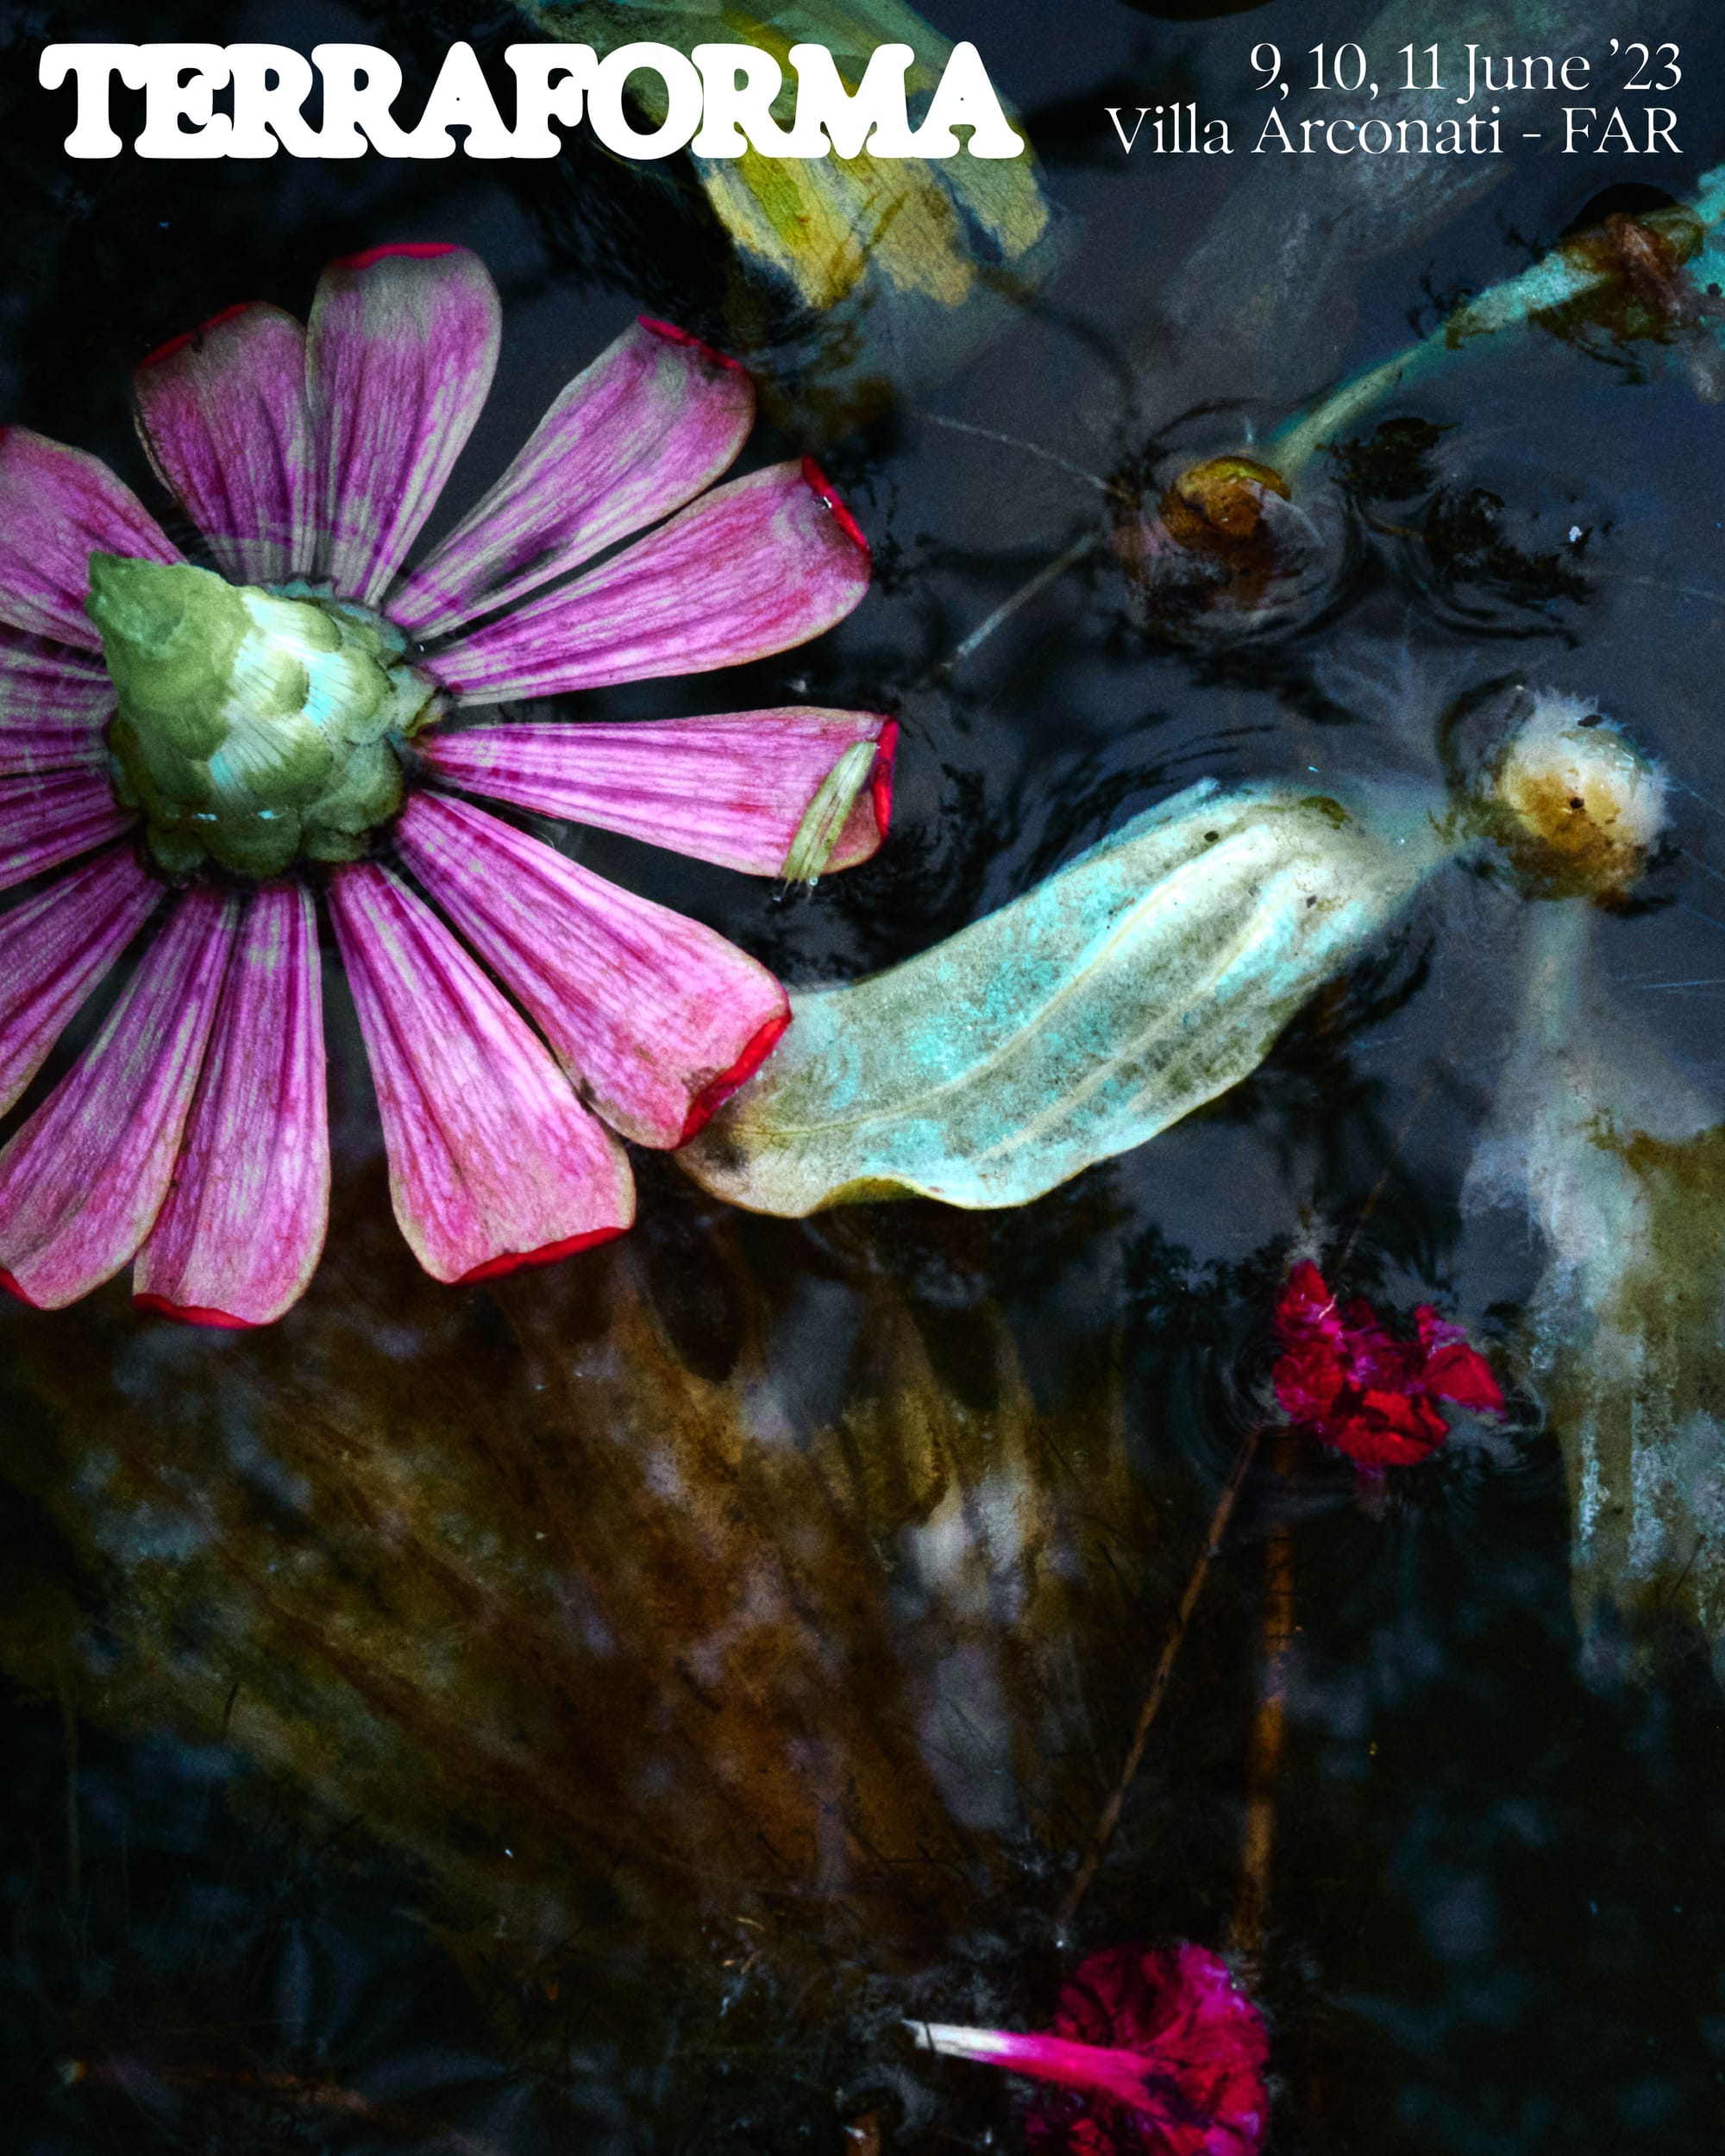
<box><xmin>4</xmin><ymin>0</ymin><xmax>1725</xmax><ymax>2148</ymax></box>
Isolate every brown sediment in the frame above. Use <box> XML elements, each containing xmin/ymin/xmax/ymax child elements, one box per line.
<box><xmin>1230</xmin><ymin>1434</ymin><xmax>1302</xmax><ymax>1977</ymax></box>
<box><xmin>0</xmin><ymin>1185</ymin><xmax>1163</xmax><ymax>2008</ymax></box>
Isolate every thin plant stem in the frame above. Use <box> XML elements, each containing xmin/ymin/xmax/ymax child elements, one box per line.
<box><xmin>1229</xmin><ymin>1433</ymin><xmax>1302</xmax><ymax>1977</ymax></box>
<box><xmin>950</xmin><ymin>533</ymin><xmax>1101</xmax><ymax>667</ymax></box>
<box><xmin>1057</xmin><ymin>1425</ymin><xmax>1264</xmax><ymax>1940</ymax></box>
<box><xmin>923</xmin><ymin>413</ymin><xmax>1114</xmax><ymax>494</ymax></box>
<box><xmin>1267</xmin><ymin>164</ymin><xmax>1725</xmax><ymax>483</ymax></box>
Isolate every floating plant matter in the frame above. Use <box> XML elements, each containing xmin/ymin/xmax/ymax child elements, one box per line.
<box><xmin>1272</xmin><ymin>1260</ymin><xmax>1504</xmax><ymax>1470</ymax></box>
<box><xmin>684</xmin><ymin>776</ymin><xmax>1450</xmax><ymax>1213</ymax></box>
<box><xmin>0</xmin><ymin>243</ymin><xmax>894</xmax><ymax>1323</ymax></box>
<box><xmin>913</xmin><ymin>1941</ymin><xmax>1269</xmax><ymax>2156</ymax></box>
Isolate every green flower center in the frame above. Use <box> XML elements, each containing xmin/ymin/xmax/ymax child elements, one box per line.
<box><xmin>86</xmin><ymin>554</ymin><xmax>440</xmax><ymax>881</ymax></box>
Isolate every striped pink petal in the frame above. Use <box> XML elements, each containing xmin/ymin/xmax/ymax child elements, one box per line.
<box><xmin>0</xmin><ymin>624</ymin><xmax>115</xmax><ymax>774</ymax></box>
<box><xmin>391</xmin><ymin>317</ymin><xmax>755</xmax><ymax>642</ymax></box>
<box><xmin>393</xmin><ymin>792</ymin><xmax>788</xmax><ymax>1150</ymax></box>
<box><xmin>426</xmin><ymin>459</ymin><xmax>870</xmax><ymax>704</ymax></box>
<box><xmin>134</xmin><ymin>302</ymin><xmax>317</xmax><ymax>586</ymax></box>
<box><xmin>134</xmin><ymin>884</ymin><xmax>329</xmax><ymax>1329</ymax></box>
<box><xmin>0</xmin><ymin>428</ymin><xmax>180</xmax><ymax>649</ymax></box>
<box><xmin>308</xmin><ymin>243</ymin><xmax>501</xmax><ymax>605</ymax></box>
<box><xmin>0</xmin><ymin>888</ymin><xmax>235</xmax><ymax>1311</ymax></box>
<box><xmin>0</xmin><ymin>844</ymin><xmax>160</xmax><ymax>1117</ymax></box>
<box><xmin>419</xmin><ymin>708</ymin><xmax>896</xmax><ymax>876</ymax></box>
<box><xmin>0</xmin><ymin>771</ymin><xmax>136</xmax><ymax>893</ymax></box>
<box><xmin>328</xmin><ymin>862</ymin><xmax>632</xmax><ymax>1284</ymax></box>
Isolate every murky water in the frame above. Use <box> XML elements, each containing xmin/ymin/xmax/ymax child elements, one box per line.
<box><xmin>4</xmin><ymin>1</ymin><xmax>1725</xmax><ymax>2149</ymax></box>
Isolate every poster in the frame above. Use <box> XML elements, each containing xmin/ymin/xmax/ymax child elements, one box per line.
<box><xmin>1</xmin><ymin>3</ymin><xmax>1722</xmax><ymax>2148</ymax></box>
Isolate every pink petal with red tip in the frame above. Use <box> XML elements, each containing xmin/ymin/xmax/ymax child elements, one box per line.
<box><xmin>916</xmin><ymin>1941</ymin><xmax>1269</xmax><ymax>2156</ymax></box>
<box><xmin>0</xmin><ymin>429</ymin><xmax>180</xmax><ymax>649</ymax></box>
<box><xmin>393</xmin><ymin>792</ymin><xmax>788</xmax><ymax>1151</ymax></box>
<box><xmin>391</xmin><ymin>317</ymin><xmax>755</xmax><ymax>641</ymax></box>
<box><xmin>0</xmin><ymin>888</ymin><xmax>235</xmax><ymax>1311</ymax></box>
<box><xmin>134</xmin><ymin>884</ymin><xmax>329</xmax><ymax>1329</ymax></box>
<box><xmin>327</xmin><ymin>862</ymin><xmax>633</xmax><ymax>1284</ymax></box>
<box><xmin>0</xmin><ymin>624</ymin><xmax>115</xmax><ymax>774</ymax></box>
<box><xmin>134</xmin><ymin>302</ymin><xmax>317</xmax><ymax>586</ymax></box>
<box><xmin>420</xmin><ymin>707</ymin><xmax>894</xmax><ymax>877</ymax></box>
<box><xmin>0</xmin><ymin>771</ymin><xmax>136</xmax><ymax>893</ymax></box>
<box><xmin>426</xmin><ymin>460</ymin><xmax>870</xmax><ymax>703</ymax></box>
<box><xmin>307</xmin><ymin>245</ymin><xmax>501</xmax><ymax>605</ymax></box>
<box><xmin>0</xmin><ymin>844</ymin><xmax>160</xmax><ymax>1117</ymax></box>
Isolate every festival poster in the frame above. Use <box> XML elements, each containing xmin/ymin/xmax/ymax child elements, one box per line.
<box><xmin>1</xmin><ymin>3</ymin><xmax>1722</xmax><ymax>2150</ymax></box>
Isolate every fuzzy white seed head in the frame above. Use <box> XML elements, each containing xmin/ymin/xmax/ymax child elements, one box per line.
<box><xmin>1488</xmin><ymin>692</ymin><xmax>1668</xmax><ymax>897</ymax></box>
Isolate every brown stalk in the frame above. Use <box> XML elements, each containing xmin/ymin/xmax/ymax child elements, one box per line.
<box><xmin>1057</xmin><ymin>1426</ymin><xmax>1264</xmax><ymax>1938</ymax></box>
<box><xmin>1229</xmin><ymin>1433</ymin><xmax>1303</xmax><ymax>1975</ymax></box>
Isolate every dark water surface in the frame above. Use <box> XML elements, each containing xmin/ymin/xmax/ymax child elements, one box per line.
<box><xmin>3</xmin><ymin>1</ymin><xmax>1725</xmax><ymax>2149</ymax></box>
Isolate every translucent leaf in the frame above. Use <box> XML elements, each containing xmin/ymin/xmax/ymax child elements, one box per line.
<box><xmin>1465</xmin><ymin>902</ymin><xmax>1725</xmax><ymax>1683</ymax></box>
<box><xmin>683</xmin><ymin>779</ymin><xmax>1449</xmax><ymax>1213</ymax></box>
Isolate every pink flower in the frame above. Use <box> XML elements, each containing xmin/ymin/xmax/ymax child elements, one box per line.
<box><xmin>1271</xmin><ymin>1261</ymin><xmax>1504</xmax><ymax>1467</ymax></box>
<box><xmin>0</xmin><ymin>244</ymin><xmax>892</xmax><ymax>1326</ymax></box>
<box><xmin>913</xmin><ymin>1941</ymin><xmax>1269</xmax><ymax>2156</ymax></box>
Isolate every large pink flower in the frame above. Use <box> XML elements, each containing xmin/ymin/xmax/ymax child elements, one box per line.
<box><xmin>913</xmin><ymin>1941</ymin><xmax>1269</xmax><ymax>2156</ymax></box>
<box><xmin>0</xmin><ymin>244</ymin><xmax>891</xmax><ymax>1326</ymax></box>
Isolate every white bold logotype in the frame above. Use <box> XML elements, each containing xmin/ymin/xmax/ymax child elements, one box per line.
<box><xmin>39</xmin><ymin>40</ymin><xmax>1026</xmax><ymax>161</ymax></box>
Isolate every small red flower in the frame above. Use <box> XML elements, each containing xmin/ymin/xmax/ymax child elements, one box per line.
<box><xmin>913</xmin><ymin>1941</ymin><xmax>1268</xmax><ymax>2156</ymax></box>
<box><xmin>1271</xmin><ymin>1262</ymin><xmax>1503</xmax><ymax>1468</ymax></box>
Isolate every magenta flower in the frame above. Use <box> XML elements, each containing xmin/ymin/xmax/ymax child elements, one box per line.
<box><xmin>913</xmin><ymin>1941</ymin><xmax>1269</xmax><ymax>2156</ymax></box>
<box><xmin>1272</xmin><ymin>1261</ymin><xmax>1504</xmax><ymax>1468</ymax></box>
<box><xmin>0</xmin><ymin>244</ymin><xmax>891</xmax><ymax>1326</ymax></box>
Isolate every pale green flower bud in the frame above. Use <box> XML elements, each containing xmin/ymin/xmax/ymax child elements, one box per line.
<box><xmin>87</xmin><ymin>554</ymin><xmax>439</xmax><ymax>880</ymax></box>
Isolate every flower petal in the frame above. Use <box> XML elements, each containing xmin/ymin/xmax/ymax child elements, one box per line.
<box><xmin>134</xmin><ymin>884</ymin><xmax>329</xmax><ymax>1329</ymax></box>
<box><xmin>327</xmin><ymin>862</ymin><xmax>633</xmax><ymax>1283</ymax></box>
<box><xmin>0</xmin><ymin>888</ymin><xmax>235</xmax><ymax>1310</ymax></box>
<box><xmin>0</xmin><ymin>624</ymin><xmax>115</xmax><ymax>774</ymax></box>
<box><xmin>420</xmin><ymin>708</ymin><xmax>895</xmax><ymax>877</ymax></box>
<box><xmin>0</xmin><ymin>772</ymin><xmax>136</xmax><ymax>893</ymax></box>
<box><xmin>426</xmin><ymin>459</ymin><xmax>869</xmax><ymax>703</ymax></box>
<box><xmin>0</xmin><ymin>844</ymin><xmax>160</xmax><ymax>1117</ymax></box>
<box><xmin>1421</xmin><ymin>1338</ymin><xmax>1505</xmax><ymax>1415</ymax></box>
<box><xmin>307</xmin><ymin>243</ymin><xmax>501</xmax><ymax>605</ymax></box>
<box><xmin>0</xmin><ymin>428</ymin><xmax>180</xmax><ymax>649</ymax></box>
<box><xmin>134</xmin><ymin>302</ymin><xmax>317</xmax><ymax>586</ymax></box>
<box><xmin>394</xmin><ymin>792</ymin><xmax>788</xmax><ymax>1150</ymax></box>
<box><xmin>391</xmin><ymin>317</ymin><xmax>755</xmax><ymax>641</ymax></box>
